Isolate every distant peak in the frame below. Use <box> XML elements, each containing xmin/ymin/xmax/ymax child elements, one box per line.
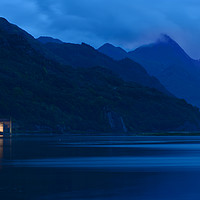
<box><xmin>98</xmin><ymin>43</ymin><xmax>128</xmax><ymax>60</ymax></box>
<box><xmin>81</xmin><ymin>42</ymin><xmax>95</xmax><ymax>50</ymax></box>
<box><xmin>159</xmin><ymin>34</ymin><xmax>172</xmax><ymax>40</ymax></box>
<box><xmin>99</xmin><ymin>43</ymin><xmax>123</xmax><ymax>50</ymax></box>
<box><xmin>157</xmin><ymin>34</ymin><xmax>177</xmax><ymax>45</ymax></box>
<box><xmin>37</xmin><ymin>36</ymin><xmax>63</xmax><ymax>44</ymax></box>
<box><xmin>102</xmin><ymin>43</ymin><xmax>115</xmax><ymax>47</ymax></box>
<box><xmin>99</xmin><ymin>43</ymin><xmax>127</xmax><ymax>52</ymax></box>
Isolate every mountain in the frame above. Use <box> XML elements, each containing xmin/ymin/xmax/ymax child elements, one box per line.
<box><xmin>37</xmin><ymin>36</ymin><xmax>63</xmax><ymax>44</ymax></box>
<box><xmin>98</xmin><ymin>43</ymin><xmax>174</xmax><ymax>92</ymax></box>
<box><xmin>0</xmin><ymin>17</ymin><xmax>200</xmax><ymax>133</ymax></box>
<box><xmin>98</xmin><ymin>36</ymin><xmax>200</xmax><ymax>108</ymax></box>
<box><xmin>116</xmin><ymin>58</ymin><xmax>171</xmax><ymax>93</ymax></box>
<box><xmin>128</xmin><ymin>34</ymin><xmax>200</xmax><ymax>108</ymax></box>
<box><xmin>129</xmin><ymin>34</ymin><xmax>194</xmax><ymax>76</ymax></box>
<box><xmin>98</xmin><ymin>43</ymin><xmax>128</xmax><ymax>60</ymax></box>
<box><xmin>39</xmin><ymin>41</ymin><xmax>171</xmax><ymax>95</ymax></box>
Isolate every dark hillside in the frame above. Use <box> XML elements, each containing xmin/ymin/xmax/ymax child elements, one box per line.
<box><xmin>0</xmin><ymin>18</ymin><xmax>199</xmax><ymax>133</ymax></box>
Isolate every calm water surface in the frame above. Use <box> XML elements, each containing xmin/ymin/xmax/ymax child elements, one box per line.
<box><xmin>1</xmin><ymin>135</ymin><xmax>200</xmax><ymax>200</ymax></box>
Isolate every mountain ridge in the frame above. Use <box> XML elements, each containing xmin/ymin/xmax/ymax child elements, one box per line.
<box><xmin>98</xmin><ymin>35</ymin><xmax>200</xmax><ymax>108</ymax></box>
<box><xmin>37</xmin><ymin>36</ymin><xmax>63</xmax><ymax>44</ymax></box>
<box><xmin>0</xmin><ymin>18</ymin><xmax>199</xmax><ymax>132</ymax></box>
<box><xmin>128</xmin><ymin>34</ymin><xmax>200</xmax><ymax>107</ymax></box>
<box><xmin>98</xmin><ymin>43</ymin><xmax>128</xmax><ymax>60</ymax></box>
<box><xmin>38</xmin><ymin>39</ymin><xmax>171</xmax><ymax>95</ymax></box>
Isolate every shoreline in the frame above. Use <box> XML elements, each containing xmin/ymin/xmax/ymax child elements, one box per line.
<box><xmin>2</xmin><ymin>131</ymin><xmax>200</xmax><ymax>137</ymax></box>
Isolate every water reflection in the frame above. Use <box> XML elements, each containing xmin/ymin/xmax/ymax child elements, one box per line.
<box><xmin>0</xmin><ymin>135</ymin><xmax>3</xmax><ymax>170</ymax></box>
<box><xmin>0</xmin><ymin>135</ymin><xmax>12</xmax><ymax>162</ymax></box>
<box><xmin>2</xmin><ymin>136</ymin><xmax>200</xmax><ymax>200</ymax></box>
<box><xmin>0</xmin><ymin>135</ymin><xmax>3</xmax><ymax>159</ymax></box>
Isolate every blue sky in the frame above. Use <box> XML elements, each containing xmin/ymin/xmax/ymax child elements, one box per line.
<box><xmin>1</xmin><ymin>0</ymin><xmax>200</xmax><ymax>58</ymax></box>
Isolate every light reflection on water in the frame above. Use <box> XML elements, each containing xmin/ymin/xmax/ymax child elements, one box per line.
<box><xmin>9</xmin><ymin>156</ymin><xmax>200</xmax><ymax>170</ymax></box>
<box><xmin>1</xmin><ymin>135</ymin><xmax>200</xmax><ymax>200</ymax></box>
<box><xmin>0</xmin><ymin>136</ymin><xmax>3</xmax><ymax>170</ymax></box>
<box><xmin>0</xmin><ymin>135</ymin><xmax>3</xmax><ymax>160</ymax></box>
<box><xmin>56</xmin><ymin>143</ymin><xmax>200</xmax><ymax>150</ymax></box>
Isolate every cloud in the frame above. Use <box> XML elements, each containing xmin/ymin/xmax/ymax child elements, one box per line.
<box><xmin>1</xmin><ymin>0</ymin><xmax>200</xmax><ymax>58</ymax></box>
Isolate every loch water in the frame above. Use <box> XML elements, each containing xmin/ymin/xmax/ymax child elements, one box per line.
<box><xmin>1</xmin><ymin>135</ymin><xmax>200</xmax><ymax>200</ymax></box>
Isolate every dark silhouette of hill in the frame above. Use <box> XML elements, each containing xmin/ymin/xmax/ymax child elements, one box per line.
<box><xmin>98</xmin><ymin>43</ymin><xmax>128</xmax><ymax>60</ymax></box>
<box><xmin>37</xmin><ymin>36</ymin><xmax>63</xmax><ymax>44</ymax></box>
<box><xmin>98</xmin><ymin>35</ymin><xmax>200</xmax><ymax>108</ymax></box>
<box><xmin>128</xmin><ymin>34</ymin><xmax>200</xmax><ymax>108</ymax></box>
<box><xmin>39</xmin><ymin>40</ymin><xmax>171</xmax><ymax>95</ymax></box>
<box><xmin>116</xmin><ymin>58</ymin><xmax>171</xmax><ymax>93</ymax></box>
<box><xmin>0</xmin><ymin>17</ymin><xmax>199</xmax><ymax>132</ymax></box>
